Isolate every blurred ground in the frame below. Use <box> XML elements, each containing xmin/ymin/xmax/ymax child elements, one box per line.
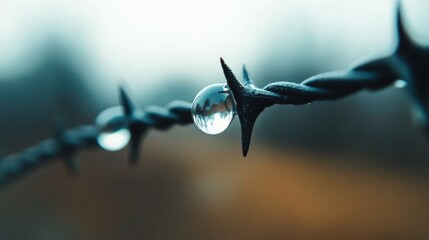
<box><xmin>0</xmin><ymin>134</ymin><xmax>428</xmax><ymax>240</ymax></box>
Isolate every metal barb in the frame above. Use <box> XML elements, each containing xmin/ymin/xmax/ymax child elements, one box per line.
<box><xmin>118</xmin><ymin>87</ymin><xmax>194</xmax><ymax>164</ymax></box>
<box><xmin>392</xmin><ymin>4</ymin><xmax>429</xmax><ymax>131</ymax></box>
<box><xmin>221</xmin><ymin>58</ymin><xmax>271</xmax><ymax>156</ymax></box>
<box><xmin>220</xmin><ymin>2</ymin><xmax>429</xmax><ymax>156</ymax></box>
<box><xmin>118</xmin><ymin>87</ymin><xmax>146</xmax><ymax>165</ymax></box>
<box><xmin>242</xmin><ymin>65</ymin><xmax>254</xmax><ymax>87</ymax></box>
<box><xmin>55</xmin><ymin>120</ymin><xmax>79</xmax><ymax>175</ymax></box>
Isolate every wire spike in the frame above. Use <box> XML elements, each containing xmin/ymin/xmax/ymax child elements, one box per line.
<box><xmin>119</xmin><ymin>86</ymin><xmax>135</xmax><ymax>116</ymax></box>
<box><xmin>118</xmin><ymin>86</ymin><xmax>148</xmax><ymax>165</ymax></box>
<box><xmin>242</xmin><ymin>65</ymin><xmax>254</xmax><ymax>87</ymax></box>
<box><xmin>220</xmin><ymin>58</ymin><xmax>245</xmax><ymax>92</ymax></box>
<box><xmin>55</xmin><ymin>120</ymin><xmax>79</xmax><ymax>175</ymax></box>
<box><xmin>128</xmin><ymin>128</ymin><xmax>146</xmax><ymax>165</ymax></box>
<box><xmin>239</xmin><ymin>108</ymin><xmax>264</xmax><ymax>156</ymax></box>
<box><xmin>221</xmin><ymin>60</ymin><xmax>269</xmax><ymax>156</ymax></box>
<box><xmin>395</xmin><ymin>1</ymin><xmax>414</xmax><ymax>54</ymax></box>
<box><xmin>390</xmin><ymin>1</ymin><xmax>429</xmax><ymax>132</ymax></box>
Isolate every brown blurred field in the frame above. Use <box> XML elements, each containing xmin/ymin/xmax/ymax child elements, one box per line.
<box><xmin>1</xmin><ymin>133</ymin><xmax>428</xmax><ymax>240</ymax></box>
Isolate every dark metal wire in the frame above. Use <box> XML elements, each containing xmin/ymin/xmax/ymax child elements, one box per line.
<box><xmin>0</xmin><ymin>4</ymin><xmax>427</xmax><ymax>187</ymax></box>
<box><xmin>0</xmin><ymin>101</ymin><xmax>192</xmax><ymax>187</ymax></box>
<box><xmin>220</xmin><ymin>5</ymin><xmax>429</xmax><ymax>156</ymax></box>
<box><xmin>221</xmin><ymin>57</ymin><xmax>397</xmax><ymax>155</ymax></box>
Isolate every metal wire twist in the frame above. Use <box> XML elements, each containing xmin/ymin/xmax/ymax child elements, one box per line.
<box><xmin>0</xmin><ymin>64</ymin><xmax>400</xmax><ymax>188</ymax></box>
<box><xmin>220</xmin><ymin>4</ymin><xmax>429</xmax><ymax>156</ymax></box>
<box><xmin>0</xmin><ymin>101</ymin><xmax>192</xmax><ymax>187</ymax></box>
<box><xmin>0</xmin><ymin>3</ymin><xmax>427</xmax><ymax>187</ymax></box>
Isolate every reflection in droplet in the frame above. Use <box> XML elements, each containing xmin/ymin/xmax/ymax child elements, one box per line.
<box><xmin>394</xmin><ymin>79</ymin><xmax>407</xmax><ymax>88</ymax></box>
<box><xmin>96</xmin><ymin>106</ymin><xmax>130</xmax><ymax>151</ymax></box>
<box><xmin>192</xmin><ymin>83</ymin><xmax>236</xmax><ymax>135</ymax></box>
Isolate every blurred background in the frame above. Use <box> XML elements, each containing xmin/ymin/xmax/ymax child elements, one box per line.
<box><xmin>1</xmin><ymin>0</ymin><xmax>429</xmax><ymax>239</ymax></box>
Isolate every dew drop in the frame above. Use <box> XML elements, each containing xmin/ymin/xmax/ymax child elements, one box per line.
<box><xmin>394</xmin><ymin>79</ymin><xmax>407</xmax><ymax>88</ymax></box>
<box><xmin>96</xmin><ymin>106</ymin><xmax>131</xmax><ymax>151</ymax></box>
<box><xmin>192</xmin><ymin>83</ymin><xmax>236</xmax><ymax>135</ymax></box>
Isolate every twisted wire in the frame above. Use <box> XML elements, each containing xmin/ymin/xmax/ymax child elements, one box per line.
<box><xmin>262</xmin><ymin>63</ymin><xmax>394</xmax><ymax>105</ymax></box>
<box><xmin>0</xmin><ymin>64</ymin><xmax>394</xmax><ymax>187</ymax></box>
<box><xmin>1</xmin><ymin>3</ymin><xmax>427</xmax><ymax>187</ymax></box>
<box><xmin>0</xmin><ymin>101</ymin><xmax>192</xmax><ymax>187</ymax></box>
<box><xmin>220</xmin><ymin>56</ymin><xmax>398</xmax><ymax>156</ymax></box>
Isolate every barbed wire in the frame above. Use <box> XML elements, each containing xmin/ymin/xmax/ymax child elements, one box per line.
<box><xmin>220</xmin><ymin>5</ymin><xmax>429</xmax><ymax>156</ymax></box>
<box><xmin>0</xmin><ymin>4</ymin><xmax>428</xmax><ymax>188</ymax></box>
<box><xmin>221</xmin><ymin>57</ymin><xmax>397</xmax><ymax>156</ymax></box>
<box><xmin>0</xmin><ymin>101</ymin><xmax>192</xmax><ymax>187</ymax></box>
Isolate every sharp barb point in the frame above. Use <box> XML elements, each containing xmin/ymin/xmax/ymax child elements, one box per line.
<box><xmin>395</xmin><ymin>1</ymin><xmax>413</xmax><ymax>53</ymax></box>
<box><xmin>55</xmin><ymin>123</ymin><xmax>79</xmax><ymax>175</ymax></box>
<box><xmin>119</xmin><ymin>87</ymin><xmax>134</xmax><ymax>116</ymax></box>
<box><xmin>242</xmin><ymin>134</ymin><xmax>250</xmax><ymax>157</ymax></box>
<box><xmin>128</xmin><ymin>129</ymin><xmax>146</xmax><ymax>165</ymax></box>
<box><xmin>239</xmin><ymin>112</ymin><xmax>262</xmax><ymax>157</ymax></box>
<box><xmin>242</xmin><ymin>65</ymin><xmax>254</xmax><ymax>86</ymax></box>
<box><xmin>220</xmin><ymin>58</ymin><xmax>244</xmax><ymax>93</ymax></box>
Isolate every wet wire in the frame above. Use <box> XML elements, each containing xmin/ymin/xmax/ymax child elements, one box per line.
<box><xmin>1</xmin><ymin>4</ymin><xmax>428</xmax><ymax>187</ymax></box>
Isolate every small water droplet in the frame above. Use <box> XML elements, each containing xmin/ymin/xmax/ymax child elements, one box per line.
<box><xmin>96</xmin><ymin>106</ymin><xmax>130</xmax><ymax>151</ymax></box>
<box><xmin>192</xmin><ymin>83</ymin><xmax>236</xmax><ymax>135</ymax></box>
<box><xmin>394</xmin><ymin>79</ymin><xmax>407</xmax><ymax>88</ymax></box>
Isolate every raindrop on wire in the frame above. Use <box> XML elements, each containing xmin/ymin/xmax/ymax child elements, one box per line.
<box><xmin>96</xmin><ymin>106</ymin><xmax>130</xmax><ymax>151</ymax></box>
<box><xmin>394</xmin><ymin>80</ymin><xmax>407</xmax><ymax>88</ymax></box>
<box><xmin>191</xmin><ymin>83</ymin><xmax>236</xmax><ymax>135</ymax></box>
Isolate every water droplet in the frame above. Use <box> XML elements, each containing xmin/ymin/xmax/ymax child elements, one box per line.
<box><xmin>96</xmin><ymin>106</ymin><xmax>130</xmax><ymax>151</ymax></box>
<box><xmin>394</xmin><ymin>79</ymin><xmax>407</xmax><ymax>88</ymax></box>
<box><xmin>192</xmin><ymin>83</ymin><xmax>236</xmax><ymax>135</ymax></box>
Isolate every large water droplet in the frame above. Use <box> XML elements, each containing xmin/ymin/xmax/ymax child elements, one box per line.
<box><xmin>96</xmin><ymin>106</ymin><xmax>131</xmax><ymax>151</ymax></box>
<box><xmin>192</xmin><ymin>83</ymin><xmax>236</xmax><ymax>135</ymax></box>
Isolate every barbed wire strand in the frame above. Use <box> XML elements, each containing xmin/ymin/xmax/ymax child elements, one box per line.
<box><xmin>220</xmin><ymin>4</ymin><xmax>429</xmax><ymax>156</ymax></box>
<box><xmin>1</xmin><ymin>3</ymin><xmax>428</xmax><ymax>187</ymax></box>
<box><xmin>0</xmin><ymin>101</ymin><xmax>192</xmax><ymax>187</ymax></box>
<box><xmin>0</xmin><ymin>64</ymin><xmax>395</xmax><ymax>188</ymax></box>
